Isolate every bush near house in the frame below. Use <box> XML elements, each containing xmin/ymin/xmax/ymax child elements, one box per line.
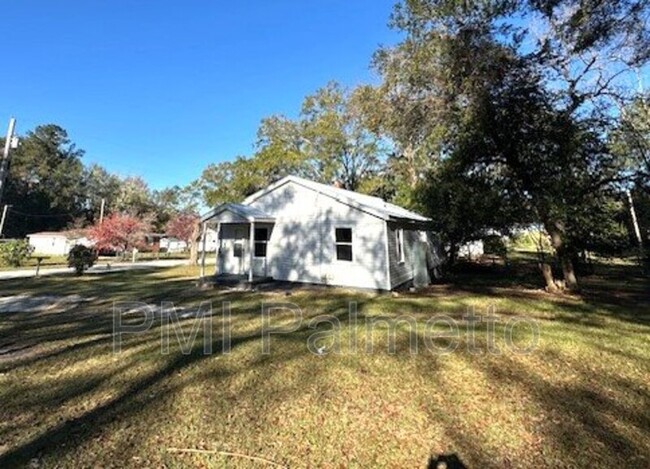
<box><xmin>0</xmin><ymin>240</ymin><xmax>33</xmax><ymax>267</ymax></box>
<box><xmin>67</xmin><ymin>245</ymin><xmax>97</xmax><ymax>275</ymax></box>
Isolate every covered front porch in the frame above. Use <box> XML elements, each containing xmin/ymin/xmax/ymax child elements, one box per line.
<box><xmin>198</xmin><ymin>203</ymin><xmax>275</xmax><ymax>285</ymax></box>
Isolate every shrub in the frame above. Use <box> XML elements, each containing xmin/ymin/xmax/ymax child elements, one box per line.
<box><xmin>67</xmin><ymin>245</ymin><xmax>97</xmax><ymax>275</ymax></box>
<box><xmin>0</xmin><ymin>240</ymin><xmax>33</xmax><ymax>267</ymax></box>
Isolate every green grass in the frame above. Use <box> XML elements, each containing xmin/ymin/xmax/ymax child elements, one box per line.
<box><xmin>0</xmin><ymin>259</ymin><xmax>648</xmax><ymax>468</ymax></box>
<box><xmin>133</xmin><ymin>251</ymin><xmax>191</xmax><ymax>261</ymax></box>
<box><xmin>0</xmin><ymin>255</ymin><xmax>70</xmax><ymax>271</ymax></box>
<box><xmin>0</xmin><ymin>252</ymin><xmax>190</xmax><ymax>271</ymax></box>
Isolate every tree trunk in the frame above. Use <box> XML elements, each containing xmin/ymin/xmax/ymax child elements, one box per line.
<box><xmin>560</xmin><ymin>253</ymin><xmax>579</xmax><ymax>291</ymax></box>
<box><xmin>539</xmin><ymin>262</ymin><xmax>559</xmax><ymax>293</ymax></box>
<box><xmin>447</xmin><ymin>242</ymin><xmax>458</xmax><ymax>268</ymax></box>
<box><xmin>189</xmin><ymin>222</ymin><xmax>201</xmax><ymax>265</ymax></box>
<box><xmin>545</xmin><ymin>221</ymin><xmax>579</xmax><ymax>291</ymax></box>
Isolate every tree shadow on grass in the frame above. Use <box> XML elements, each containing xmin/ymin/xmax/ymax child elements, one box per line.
<box><xmin>0</xmin><ymin>331</ymin><xmax>261</xmax><ymax>466</ymax></box>
<box><xmin>0</xmin><ymin>305</ymin><xmax>366</xmax><ymax>467</ymax></box>
<box><xmin>478</xmin><ymin>352</ymin><xmax>650</xmax><ymax>466</ymax></box>
<box><xmin>1</xmin><ymin>262</ymin><xmax>648</xmax><ymax>466</ymax></box>
<box><xmin>420</xmin><ymin>258</ymin><xmax>650</xmax><ymax>328</ymax></box>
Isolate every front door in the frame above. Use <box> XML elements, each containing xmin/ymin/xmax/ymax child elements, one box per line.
<box><xmin>233</xmin><ymin>239</ymin><xmax>244</xmax><ymax>274</ymax></box>
<box><xmin>252</xmin><ymin>225</ymin><xmax>270</xmax><ymax>277</ymax></box>
<box><xmin>219</xmin><ymin>226</ymin><xmax>247</xmax><ymax>275</ymax></box>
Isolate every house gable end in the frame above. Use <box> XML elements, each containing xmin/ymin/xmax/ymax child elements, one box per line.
<box><xmin>243</xmin><ymin>177</ymin><xmax>387</xmax><ymax>221</ymax></box>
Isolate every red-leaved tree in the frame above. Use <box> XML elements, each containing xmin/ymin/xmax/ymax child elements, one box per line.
<box><xmin>165</xmin><ymin>212</ymin><xmax>201</xmax><ymax>263</ymax></box>
<box><xmin>88</xmin><ymin>213</ymin><xmax>151</xmax><ymax>255</ymax></box>
<box><xmin>165</xmin><ymin>212</ymin><xmax>199</xmax><ymax>244</ymax></box>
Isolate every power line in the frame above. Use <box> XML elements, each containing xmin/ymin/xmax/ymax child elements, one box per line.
<box><xmin>7</xmin><ymin>208</ymin><xmax>78</xmax><ymax>219</ymax></box>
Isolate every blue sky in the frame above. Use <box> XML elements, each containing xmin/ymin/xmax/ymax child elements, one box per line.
<box><xmin>4</xmin><ymin>0</ymin><xmax>399</xmax><ymax>190</ymax></box>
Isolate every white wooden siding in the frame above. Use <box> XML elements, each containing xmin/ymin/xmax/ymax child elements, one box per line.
<box><xmin>28</xmin><ymin>236</ymin><xmax>70</xmax><ymax>256</ymax></box>
<box><xmin>386</xmin><ymin>223</ymin><xmax>427</xmax><ymax>289</ymax></box>
<box><xmin>196</xmin><ymin>228</ymin><xmax>219</xmax><ymax>253</ymax></box>
<box><xmin>28</xmin><ymin>235</ymin><xmax>91</xmax><ymax>256</ymax></box>
<box><xmin>248</xmin><ymin>181</ymin><xmax>389</xmax><ymax>290</ymax></box>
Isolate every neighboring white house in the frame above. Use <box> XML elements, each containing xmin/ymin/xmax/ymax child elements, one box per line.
<box><xmin>196</xmin><ymin>228</ymin><xmax>220</xmax><ymax>253</ymax></box>
<box><xmin>199</xmin><ymin>175</ymin><xmax>442</xmax><ymax>290</ymax></box>
<box><xmin>458</xmin><ymin>240</ymin><xmax>484</xmax><ymax>260</ymax></box>
<box><xmin>160</xmin><ymin>237</ymin><xmax>188</xmax><ymax>253</ymax></box>
<box><xmin>27</xmin><ymin>231</ymin><xmax>92</xmax><ymax>256</ymax></box>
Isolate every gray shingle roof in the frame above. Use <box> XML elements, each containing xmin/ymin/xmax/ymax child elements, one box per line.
<box><xmin>201</xmin><ymin>202</ymin><xmax>275</xmax><ymax>223</ymax></box>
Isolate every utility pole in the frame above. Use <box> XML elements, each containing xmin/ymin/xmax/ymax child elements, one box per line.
<box><xmin>0</xmin><ymin>118</ymin><xmax>17</xmax><ymax>207</ymax></box>
<box><xmin>99</xmin><ymin>198</ymin><xmax>106</xmax><ymax>224</ymax></box>
<box><xmin>0</xmin><ymin>204</ymin><xmax>9</xmax><ymax>237</ymax></box>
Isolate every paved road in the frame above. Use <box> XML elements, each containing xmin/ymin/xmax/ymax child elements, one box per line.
<box><xmin>0</xmin><ymin>259</ymin><xmax>189</xmax><ymax>280</ymax></box>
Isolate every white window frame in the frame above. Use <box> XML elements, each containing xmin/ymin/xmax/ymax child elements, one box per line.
<box><xmin>397</xmin><ymin>228</ymin><xmax>405</xmax><ymax>264</ymax></box>
<box><xmin>335</xmin><ymin>227</ymin><xmax>353</xmax><ymax>262</ymax></box>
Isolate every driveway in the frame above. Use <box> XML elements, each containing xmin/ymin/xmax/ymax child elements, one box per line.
<box><xmin>0</xmin><ymin>259</ymin><xmax>189</xmax><ymax>280</ymax></box>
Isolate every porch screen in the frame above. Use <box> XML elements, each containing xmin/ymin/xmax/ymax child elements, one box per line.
<box><xmin>254</xmin><ymin>227</ymin><xmax>268</xmax><ymax>257</ymax></box>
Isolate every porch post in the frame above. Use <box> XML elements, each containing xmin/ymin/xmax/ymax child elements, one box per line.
<box><xmin>214</xmin><ymin>222</ymin><xmax>221</xmax><ymax>275</ymax></box>
<box><xmin>199</xmin><ymin>222</ymin><xmax>207</xmax><ymax>279</ymax></box>
<box><xmin>248</xmin><ymin>221</ymin><xmax>255</xmax><ymax>282</ymax></box>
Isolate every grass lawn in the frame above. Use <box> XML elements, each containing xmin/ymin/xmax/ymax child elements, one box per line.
<box><xmin>0</xmin><ymin>256</ymin><xmax>70</xmax><ymax>271</ymax></box>
<box><xmin>0</xmin><ymin>258</ymin><xmax>648</xmax><ymax>467</ymax></box>
<box><xmin>0</xmin><ymin>252</ymin><xmax>190</xmax><ymax>272</ymax></box>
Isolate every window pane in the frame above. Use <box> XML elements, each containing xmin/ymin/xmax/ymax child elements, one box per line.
<box><xmin>233</xmin><ymin>243</ymin><xmax>243</xmax><ymax>258</ymax></box>
<box><xmin>254</xmin><ymin>228</ymin><xmax>268</xmax><ymax>241</ymax></box>
<box><xmin>335</xmin><ymin>228</ymin><xmax>352</xmax><ymax>243</ymax></box>
<box><xmin>397</xmin><ymin>229</ymin><xmax>404</xmax><ymax>261</ymax></box>
<box><xmin>254</xmin><ymin>242</ymin><xmax>267</xmax><ymax>257</ymax></box>
<box><xmin>336</xmin><ymin>244</ymin><xmax>353</xmax><ymax>261</ymax></box>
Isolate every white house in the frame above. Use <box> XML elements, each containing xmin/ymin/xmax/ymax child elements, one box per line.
<box><xmin>195</xmin><ymin>228</ymin><xmax>220</xmax><ymax>253</ymax></box>
<box><xmin>160</xmin><ymin>237</ymin><xmax>188</xmax><ymax>253</ymax></box>
<box><xmin>27</xmin><ymin>231</ymin><xmax>92</xmax><ymax>256</ymax></box>
<box><xmin>458</xmin><ymin>240</ymin><xmax>484</xmax><ymax>260</ymax></box>
<box><xmin>199</xmin><ymin>176</ymin><xmax>442</xmax><ymax>290</ymax></box>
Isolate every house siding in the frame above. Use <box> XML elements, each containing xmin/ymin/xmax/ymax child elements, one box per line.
<box><xmin>247</xmin><ymin>181</ymin><xmax>389</xmax><ymax>290</ymax></box>
<box><xmin>386</xmin><ymin>222</ymin><xmax>427</xmax><ymax>289</ymax></box>
<box><xmin>197</xmin><ymin>228</ymin><xmax>219</xmax><ymax>253</ymax></box>
<box><xmin>28</xmin><ymin>236</ymin><xmax>70</xmax><ymax>256</ymax></box>
<box><xmin>28</xmin><ymin>235</ymin><xmax>91</xmax><ymax>256</ymax></box>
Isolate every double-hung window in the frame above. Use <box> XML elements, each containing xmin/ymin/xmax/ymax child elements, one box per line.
<box><xmin>254</xmin><ymin>227</ymin><xmax>268</xmax><ymax>258</ymax></box>
<box><xmin>335</xmin><ymin>228</ymin><xmax>353</xmax><ymax>261</ymax></box>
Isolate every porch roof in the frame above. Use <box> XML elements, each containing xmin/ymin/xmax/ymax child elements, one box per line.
<box><xmin>200</xmin><ymin>203</ymin><xmax>275</xmax><ymax>224</ymax></box>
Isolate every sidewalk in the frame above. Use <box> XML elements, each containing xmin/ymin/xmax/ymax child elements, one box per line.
<box><xmin>0</xmin><ymin>259</ymin><xmax>189</xmax><ymax>280</ymax></box>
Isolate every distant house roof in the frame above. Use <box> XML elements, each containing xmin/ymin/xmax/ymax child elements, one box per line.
<box><xmin>201</xmin><ymin>202</ymin><xmax>275</xmax><ymax>223</ymax></box>
<box><xmin>27</xmin><ymin>231</ymin><xmax>87</xmax><ymax>240</ymax></box>
<box><xmin>28</xmin><ymin>231</ymin><xmax>66</xmax><ymax>237</ymax></box>
<box><xmin>244</xmin><ymin>175</ymin><xmax>431</xmax><ymax>223</ymax></box>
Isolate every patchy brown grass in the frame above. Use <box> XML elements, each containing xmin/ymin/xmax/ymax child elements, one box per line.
<box><xmin>0</xmin><ymin>261</ymin><xmax>648</xmax><ymax>468</ymax></box>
